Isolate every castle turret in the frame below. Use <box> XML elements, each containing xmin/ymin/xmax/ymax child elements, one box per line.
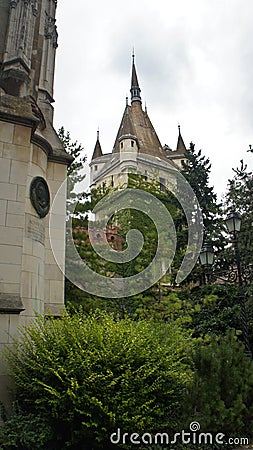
<box><xmin>165</xmin><ymin>125</ymin><xmax>187</xmax><ymax>169</ymax></box>
<box><xmin>112</xmin><ymin>56</ymin><xmax>169</xmax><ymax>160</ymax></box>
<box><xmin>176</xmin><ymin>125</ymin><xmax>187</xmax><ymax>153</ymax></box>
<box><xmin>91</xmin><ymin>130</ymin><xmax>103</xmax><ymax>160</ymax></box>
<box><xmin>90</xmin><ymin>55</ymin><xmax>181</xmax><ymax>190</ymax></box>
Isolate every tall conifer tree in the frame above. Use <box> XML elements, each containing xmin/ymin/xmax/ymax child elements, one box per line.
<box><xmin>182</xmin><ymin>142</ymin><xmax>225</xmax><ymax>251</ymax></box>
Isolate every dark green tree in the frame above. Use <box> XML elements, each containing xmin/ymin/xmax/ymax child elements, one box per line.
<box><xmin>182</xmin><ymin>142</ymin><xmax>224</xmax><ymax>250</ymax></box>
<box><xmin>224</xmin><ymin>159</ymin><xmax>253</xmax><ymax>266</ymax></box>
<box><xmin>57</xmin><ymin>128</ymin><xmax>102</xmax><ymax>310</ymax></box>
<box><xmin>64</xmin><ymin>175</ymin><xmax>185</xmax><ymax>313</ymax></box>
<box><xmin>58</xmin><ymin>126</ymin><xmax>88</xmax><ymax>223</ymax></box>
<box><xmin>186</xmin><ymin>331</ymin><xmax>253</xmax><ymax>437</ymax></box>
<box><xmin>58</xmin><ymin>126</ymin><xmax>86</xmax><ymax>184</ymax></box>
<box><xmin>183</xmin><ymin>284</ymin><xmax>240</xmax><ymax>338</ymax></box>
<box><xmin>222</xmin><ymin>160</ymin><xmax>253</xmax><ymax>347</ymax></box>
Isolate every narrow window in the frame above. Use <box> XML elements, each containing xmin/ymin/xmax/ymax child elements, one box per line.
<box><xmin>159</xmin><ymin>177</ymin><xmax>166</xmax><ymax>192</ymax></box>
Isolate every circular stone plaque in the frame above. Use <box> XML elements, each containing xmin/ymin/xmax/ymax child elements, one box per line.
<box><xmin>30</xmin><ymin>177</ymin><xmax>50</xmax><ymax>218</ymax></box>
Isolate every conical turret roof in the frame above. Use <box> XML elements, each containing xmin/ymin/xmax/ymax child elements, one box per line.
<box><xmin>113</xmin><ymin>56</ymin><xmax>173</xmax><ymax>161</ymax></box>
<box><xmin>91</xmin><ymin>130</ymin><xmax>103</xmax><ymax>160</ymax></box>
<box><xmin>175</xmin><ymin>125</ymin><xmax>187</xmax><ymax>154</ymax></box>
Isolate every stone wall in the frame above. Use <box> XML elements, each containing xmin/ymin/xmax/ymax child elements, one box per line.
<box><xmin>0</xmin><ymin>0</ymin><xmax>74</xmax><ymax>412</ymax></box>
<box><xmin>0</xmin><ymin>92</ymin><xmax>71</xmax><ymax>410</ymax></box>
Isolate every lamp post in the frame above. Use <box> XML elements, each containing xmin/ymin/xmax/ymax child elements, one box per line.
<box><xmin>224</xmin><ymin>211</ymin><xmax>252</xmax><ymax>359</ymax></box>
<box><xmin>199</xmin><ymin>244</ymin><xmax>214</xmax><ymax>284</ymax></box>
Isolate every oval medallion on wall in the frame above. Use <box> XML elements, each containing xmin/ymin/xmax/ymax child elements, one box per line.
<box><xmin>30</xmin><ymin>177</ymin><xmax>50</xmax><ymax>218</ymax></box>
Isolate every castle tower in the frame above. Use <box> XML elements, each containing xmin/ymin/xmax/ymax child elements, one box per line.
<box><xmin>90</xmin><ymin>55</ymin><xmax>187</xmax><ymax>189</ymax></box>
<box><xmin>0</xmin><ymin>0</ymin><xmax>72</xmax><ymax>408</ymax></box>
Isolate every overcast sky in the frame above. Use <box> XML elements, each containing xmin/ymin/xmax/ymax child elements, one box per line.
<box><xmin>53</xmin><ymin>0</ymin><xmax>253</xmax><ymax>199</ymax></box>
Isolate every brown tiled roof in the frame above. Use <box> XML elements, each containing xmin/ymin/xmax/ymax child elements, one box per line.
<box><xmin>119</xmin><ymin>105</ymin><xmax>136</xmax><ymax>138</ymax></box>
<box><xmin>112</xmin><ymin>56</ymin><xmax>177</xmax><ymax>163</ymax></box>
<box><xmin>113</xmin><ymin>101</ymin><xmax>170</xmax><ymax>160</ymax></box>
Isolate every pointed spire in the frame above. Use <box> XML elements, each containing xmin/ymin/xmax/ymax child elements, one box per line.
<box><xmin>91</xmin><ymin>129</ymin><xmax>103</xmax><ymax>160</ymax></box>
<box><xmin>176</xmin><ymin>124</ymin><xmax>187</xmax><ymax>153</ymax></box>
<box><xmin>130</xmin><ymin>51</ymin><xmax>142</xmax><ymax>104</ymax></box>
<box><xmin>119</xmin><ymin>103</ymin><xmax>136</xmax><ymax>139</ymax></box>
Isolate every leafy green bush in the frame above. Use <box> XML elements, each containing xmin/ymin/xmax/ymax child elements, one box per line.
<box><xmin>180</xmin><ymin>284</ymin><xmax>241</xmax><ymax>339</ymax></box>
<box><xmin>2</xmin><ymin>312</ymin><xmax>192</xmax><ymax>449</ymax></box>
<box><xmin>0</xmin><ymin>407</ymin><xmax>53</xmax><ymax>450</ymax></box>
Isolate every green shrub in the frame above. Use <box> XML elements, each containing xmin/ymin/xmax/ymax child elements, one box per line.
<box><xmin>185</xmin><ymin>331</ymin><xmax>253</xmax><ymax>439</ymax></box>
<box><xmin>0</xmin><ymin>407</ymin><xmax>53</xmax><ymax>450</ymax></box>
<box><xmin>2</xmin><ymin>311</ymin><xmax>192</xmax><ymax>449</ymax></box>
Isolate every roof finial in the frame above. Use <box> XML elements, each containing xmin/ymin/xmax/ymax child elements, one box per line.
<box><xmin>178</xmin><ymin>123</ymin><xmax>181</xmax><ymax>134</ymax></box>
<box><xmin>126</xmin><ymin>96</ymin><xmax>129</xmax><ymax>106</ymax></box>
<box><xmin>130</xmin><ymin>51</ymin><xmax>142</xmax><ymax>104</ymax></box>
<box><xmin>132</xmin><ymin>47</ymin><xmax>135</xmax><ymax>62</ymax></box>
<box><xmin>97</xmin><ymin>128</ymin><xmax>99</xmax><ymax>141</ymax></box>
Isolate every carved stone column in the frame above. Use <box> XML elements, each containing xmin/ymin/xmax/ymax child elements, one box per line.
<box><xmin>37</xmin><ymin>0</ymin><xmax>58</xmax><ymax>111</ymax></box>
<box><xmin>1</xmin><ymin>0</ymin><xmax>38</xmax><ymax>96</ymax></box>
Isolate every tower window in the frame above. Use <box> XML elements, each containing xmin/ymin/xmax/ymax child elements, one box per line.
<box><xmin>94</xmin><ymin>165</ymin><xmax>98</xmax><ymax>171</ymax></box>
<box><xmin>131</xmin><ymin>140</ymin><xmax>134</xmax><ymax>147</ymax></box>
<box><xmin>159</xmin><ymin>177</ymin><xmax>166</xmax><ymax>192</ymax></box>
<box><xmin>121</xmin><ymin>142</ymin><xmax>123</xmax><ymax>149</ymax></box>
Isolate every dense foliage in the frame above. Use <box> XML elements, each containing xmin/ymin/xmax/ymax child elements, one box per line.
<box><xmin>1</xmin><ymin>313</ymin><xmax>192</xmax><ymax>450</ymax></box>
<box><xmin>1</xmin><ymin>314</ymin><xmax>253</xmax><ymax>449</ymax></box>
<box><xmin>64</xmin><ymin>173</ymin><xmax>187</xmax><ymax>309</ymax></box>
<box><xmin>224</xmin><ymin>159</ymin><xmax>253</xmax><ymax>265</ymax></box>
<box><xmin>58</xmin><ymin>126</ymin><xmax>88</xmax><ymax>221</ymax></box>
<box><xmin>186</xmin><ymin>331</ymin><xmax>253</xmax><ymax>438</ymax></box>
<box><xmin>181</xmin><ymin>142</ymin><xmax>224</xmax><ymax>249</ymax></box>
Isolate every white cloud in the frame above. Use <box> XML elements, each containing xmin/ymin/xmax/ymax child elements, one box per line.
<box><xmin>54</xmin><ymin>0</ymin><xmax>253</xmax><ymax>198</ymax></box>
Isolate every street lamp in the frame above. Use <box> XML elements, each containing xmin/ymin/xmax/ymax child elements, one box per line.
<box><xmin>199</xmin><ymin>244</ymin><xmax>214</xmax><ymax>283</ymax></box>
<box><xmin>199</xmin><ymin>244</ymin><xmax>214</xmax><ymax>266</ymax></box>
<box><xmin>224</xmin><ymin>211</ymin><xmax>252</xmax><ymax>359</ymax></box>
<box><xmin>224</xmin><ymin>211</ymin><xmax>242</xmax><ymax>234</ymax></box>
